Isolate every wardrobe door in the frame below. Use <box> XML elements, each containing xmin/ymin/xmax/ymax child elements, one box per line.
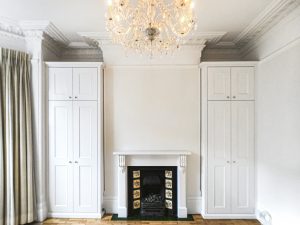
<box><xmin>49</xmin><ymin>101</ymin><xmax>73</xmax><ymax>213</ymax></box>
<box><xmin>231</xmin><ymin>67</ymin><xmax>255</xmax><ymax>100</ymax></box>
<box><xmin>231</xmin><ymin>101</ymin><xmax>255</xmax><ymax>213</ymax></box>
<box><xmin>73</xmin><ymin>68</ymin><xmax>98</xmax><ymax>100</ymax></box>
<box><xmin>49</xmin><ymin>68</ymin><xmax>73</xmax><ymax>100</ymax></box>
<box><xmin>207</xmin><ymin>67</ymin><xmax>231</xmax><ymax>100</ymax></box>
<box><xmin>207</xmin><ymin>101</ymin><xmax>232</xmax><ymax>214</ymax></box>
<box><xmin>73</xmin><ymin>101</ymin><xmax>98</xmax><ymax>213</ymax></box>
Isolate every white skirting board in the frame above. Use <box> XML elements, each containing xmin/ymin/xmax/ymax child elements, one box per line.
<box><xmin>103</xmin><ymin>196</ymin><xmax>202</xmax><ymax>214</ymax></box>
<box><xmin>202</xmin><ymin>214</ymin><xmax>257</xmax><ymax>219</ymax></box>
<box><xmin>48</xmin><ymin>213</ymin><xmax>102</xmax><ymax>219</ymax></box>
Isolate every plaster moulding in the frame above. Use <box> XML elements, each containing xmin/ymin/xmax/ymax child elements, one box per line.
<box><xmin>78</xmin><ymin>31</ymin><xmax>226</xmax><ymax>65</ymax></box>
<box><xmin>0</xmin><ymin>19</ymin><xmax>69</xmax><ymax>45</ymax></box>
<box><xmin>0</xmin><ymin>17</ymin><xmax>24</xmax><ymax>39</ymax></box>
<box><xmin>0</xmin><ymin>19</ymin><xmax>72</xmax><ymax>58</ymax></box>
<box><xmin>78</xmin><ymin>31</ymin><xmax>226</xmax><ymax>47</ymax></box>
<box><xmin>198</xmin><ymin>0</ymin><xmax>300</xmax><ymax>60</ymax></box>
<box><xmin>19</xmin><ymin>20</ymin><xmax>70</xmax><ymax>46</ymax></box>
<box><xmin>235</xmin><ymin>0</ymin><xmax>300</xmax><ymax>56</ymax></box>
<box><xmin>201</xmin><ymin>48</ymin><xmax>242</xmax><ymax>62</ymax></box>
<box><xmin>0</xmin><ymin>18</ymin><xmax>70</xmax><ymax>57</ymax></box>
<box><xmin>60</xmin><ymin>47</ymin><xmax>103</xmax><ymax>62</ymax></box>
<box><xmin>42</xmin><ymin>33</ymin><xmax>65</xmax><ymax>58</ymax></box>
<box><xmin>20</xmin><ymin>21</ymin><xmax>69</xmax><ymax>58</ymax></box>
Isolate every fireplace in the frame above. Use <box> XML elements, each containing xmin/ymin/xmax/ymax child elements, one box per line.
<box><xmin>128</xmin><ymin>166</ymin><xmax>177</xmax><ymax>218</ymax></box>
<box><xmin>113</xmin><ymin>151</ymin><xmax>190</xmax><ymax>218</ymax></box>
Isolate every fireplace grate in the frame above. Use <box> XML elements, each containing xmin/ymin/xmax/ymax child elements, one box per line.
<box><xmin>128</xmin><ymin>166</ymin><xmax>177</xmax><ymax>218</ymax></box>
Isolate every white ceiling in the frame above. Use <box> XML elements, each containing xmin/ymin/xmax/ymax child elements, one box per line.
<box><xmin>0</xmin><ymin>0</ymin><xmax>273</xmax><ymax>43</ymax></box>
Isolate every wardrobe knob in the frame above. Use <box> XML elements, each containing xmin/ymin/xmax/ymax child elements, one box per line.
<box><xmin>75</xmin><ymin>161</ymin><xmax>78</xmax><ymax>164</ymax></box>
<box><xmin>233</xmin><ymin>161</ymin><xmax>236</xmax><ymax>163</ymax></box>
<box><xmin>69</xmin><ymin>96</ymin><xmax>72</xmax><ymax>99</ymax></box>
<box><xmin>68</xmin><ymin>161</ymin><xmax>72</xmax><ymax>163</ymax></box>
<box><xmin>226</xmin><ymin>161</ymin><xmax>230</xmax><ymax>163</ymax></box>
<box><xmin>75</xmin><ymin>96</ymin><xmax>78</xmax><ymax>99</ymax></box>
<box><xmin>227</xmin><ymin>96</ymin><xmax>230</xmax><ymax>99</ymax></box>
<box><xmin>233</xmin><ymin>96</ymin><xmax>236</xmax><ymax>99</ymax></box>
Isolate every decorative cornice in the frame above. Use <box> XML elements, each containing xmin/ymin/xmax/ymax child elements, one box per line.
<box><xmin>203</xmin><ymin>0</ymin><xmax>300</xmax><ymax>60</ymax></box>
<box><xmin>234</xmin><ymin>0</ymin><xmax>300</xmax><ymax>48</ymax></box>
<box><xmin>60</xmin><ymin>47</ymin><xmax>103</xmax><ymax>62</ymax></box>
<box><xmin>67</xmin><ymin>42</ymin><xmax>93</xmax><ymax>48</ymax></box>
<box><xmin>78</xmin><ymin>32</ymin><xmax>109</xmax><ymax>46</ymax></box>
<box><xmin>22</xmin><ymin>30</ymin><xmax>45</xmax><ymax>40</ymax></box>
<box><xmin>42</xmin><ymin>33</ymin><xmax>64</xmax><ymax>57</ymax></box>
<box><xmin>0</xmin><ymin>18</ymin><xmax>102</xmax><ymax>61</ymax></box>
<box><xmin>202</xmin><ymin>48</ymin><xmax>242</xmax><ymax>61</ymax></box>
<box><xmin>215</xmin><ymin>41</ymin><xmax>237</xmax><ymax>49</ymax></box>
<box><xmin>0</xmin><ymin>18</ymin><xmax>70</xmax><ymax>50</ymax></box>
<box><xmin>19</xmin><ymin>20</ymin><xmax>70</xmax><ymax>46</ymax></box>
<box><xmin>0</xmin><ymin>17</ymin><xmax>24</xmax><ymax>38</ymax></box>
<box><xmin>190</xmin><ymin>32</ymin><xmax>227</xmax><ymax>45</ymax></box>
<box><xmin>45</xmin><ymin>23</ymin><xmax>70</xmax><ymax>46</ymax></box>
<box><xmin>78</xmin><ymin>31</ymin><xmax>226</xmax><ymax>47</ymax></box>
<box><xmin>0</xmin><ymin>18</ymin><xmax>71</xmax><ymax>58</ymax></box>
<box><xmin>241</xmin><ymin>5</ymin><xmax>300</xmax><ymax>60</ymax></box>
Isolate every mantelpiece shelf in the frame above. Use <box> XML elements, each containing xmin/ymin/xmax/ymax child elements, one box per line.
<box><xmin>113</xmin><ymin>151</ymin><xmax>191</xmax><ymax>156</ymax></box>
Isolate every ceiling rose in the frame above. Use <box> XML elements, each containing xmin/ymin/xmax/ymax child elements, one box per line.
<box><xmin>105</xmin><ymin>0</ymin><xmax>197</xmax><ymax>56</ymax></box>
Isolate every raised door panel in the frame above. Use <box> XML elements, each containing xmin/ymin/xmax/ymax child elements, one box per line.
<box><xmin>48</xmin><ymin>101</ymin><xmax>73</xmax><ymax>213</ymax></box>
<box><xmin>208</xmin><ymin>67</ymin><xmax>231</xmax><ymax>100</ymax></box>
<box><xmin>49</xmin><ymin>68</ymin><xmax>73</xmax><ymax>100</ymax></box>
<box><xmin>73</xmin><ymin>101</ymin><xmax>98</xmax><ymax>213</ymax></box>
<box><xmin>231</xmin><ymin>101</ymin><xmax>255</xmax><ymax>213</ymax></box>
<box><xmin>231</xmin><ymin>67</ymin><xmax>255</xmax><ymax>100</ymax></box>
<box><xmin>73</xmin><ymin>68</ymin><xmax>98</xmax><ymax>100</ymax></box>
<box><xmin>207</xmin><ymin>101</ymin><xmax>231</xmax><ymax>214</ymax></box>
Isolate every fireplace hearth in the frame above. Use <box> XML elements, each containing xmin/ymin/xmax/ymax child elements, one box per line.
<box><xmin>128</xmin><ymin>166</ymin><xmax>177</xmax><ymax>218</ymax></box>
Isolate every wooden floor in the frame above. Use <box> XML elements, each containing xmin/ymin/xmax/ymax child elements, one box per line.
<box><xmin>41</xmin><ymin>215</ymin><xmax>260</xmax><ymax>225</ymax></box>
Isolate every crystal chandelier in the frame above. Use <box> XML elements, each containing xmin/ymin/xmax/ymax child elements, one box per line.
<box><xmin>105</xmin><ymin>0</ymin><xmax>197</xmax><ymax>55</ymax></box>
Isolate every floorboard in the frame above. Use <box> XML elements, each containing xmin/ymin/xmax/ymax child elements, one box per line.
<box><xmin>40</xmin><ymin>215</ymin><xmax>261</xmax><ymax>225</ymax></box>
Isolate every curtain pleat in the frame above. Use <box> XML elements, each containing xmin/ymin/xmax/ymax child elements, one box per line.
<box><xmin>0</xmin><ymin>48</ymin><xmax>35</xmax><ymax>225</ymax></box>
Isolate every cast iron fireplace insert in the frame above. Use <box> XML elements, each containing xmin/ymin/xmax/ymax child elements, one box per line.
<box><xmin>128</xmin><ymin>166</ymin><xmax>177</xmax><ymax>218</ymax></box>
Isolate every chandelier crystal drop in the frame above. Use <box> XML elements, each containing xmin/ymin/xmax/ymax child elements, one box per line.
<box><xmin>105</xmin><ymin>0</ymin><xmax>197</xmax><ymax>55</ymax></box>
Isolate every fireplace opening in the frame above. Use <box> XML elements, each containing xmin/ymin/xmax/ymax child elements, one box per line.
<box><xmin>128</xmin><ymin>166</ymin><xmax>177</xmax><ymax>218</ymax></box>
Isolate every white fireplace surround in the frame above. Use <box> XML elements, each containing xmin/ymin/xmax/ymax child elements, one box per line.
<box><xmin>113</xmin><ymin>150</ymin><xmax>191</xmax><ymax>218</ymax></box>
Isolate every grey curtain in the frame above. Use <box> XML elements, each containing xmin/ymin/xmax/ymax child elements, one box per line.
<box><xmin>0</xmin><ymin>48</ymin><xmax>35</xmax><ymax>225</ymax></box>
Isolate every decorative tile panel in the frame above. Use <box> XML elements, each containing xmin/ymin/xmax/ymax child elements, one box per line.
<box><xmin>128</xmin><ymin>166</ymin><xmax>178</xmax><ymax>217</ymax></box>
<box><xmin>133</xmin><ymin>170</ymin><xmax>140</xmax><ymax>178</ymax></box>
<box><xmin>166</xmin><ymin>189</ymin><xmax>172</xmax><ymax>199</ymax></box>
<box><xmin>165</xmin><ymin>179</ymin><xmax>172</xmax><ymax>189</ymax></box>
<box><xmin>133</xmin><ymin>190</ymin><xmax>140</xmax><ymax>199</ymax></box>
<box><xmin>133</xmin><ymin>199</ymin><xmax>140</xmax><ymax>209</ymax></box>
<box><xmin>165</xmin><ymin>199</ymin><xmax>173</xmax><ymax>209</ymax></box>
<box><xmin>165</xmin><ymin>170</ymin><xmax>172</xmax><ymax>178</ymax></box>
<box><xmin>133</xmin><ymin>179</ymin><xmax>140</xmax><ymax>189</ymax></box>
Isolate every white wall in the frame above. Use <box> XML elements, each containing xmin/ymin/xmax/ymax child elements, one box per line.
<box><xmin>0</xmin><ymin>35</ymin><xmax>27</xmax><ymax>52</ymax></box>
<box><xmin>103</xmin><ymin>65</ymin><xmax>201</xmax><ymax>213</ymax></box>
<box><xmin>241</xmin><ymin>5</ymin><xmax>300</xmax><ymax>224</ymax></box>
<box><xmin>256</xmin><ymin>40</ymin><xmax>300</xmax><ymax>225</ymax></box>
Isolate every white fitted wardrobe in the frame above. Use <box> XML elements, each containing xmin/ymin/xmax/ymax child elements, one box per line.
<box><xmin>46</xmin><ymin>62</ymin><xmax>103</xmax><ymax>218</ymax></box>
<box><xmin>201</xmin><ymin>62</ymin><xmax>256</xmax><ymax>219</ymax></box>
